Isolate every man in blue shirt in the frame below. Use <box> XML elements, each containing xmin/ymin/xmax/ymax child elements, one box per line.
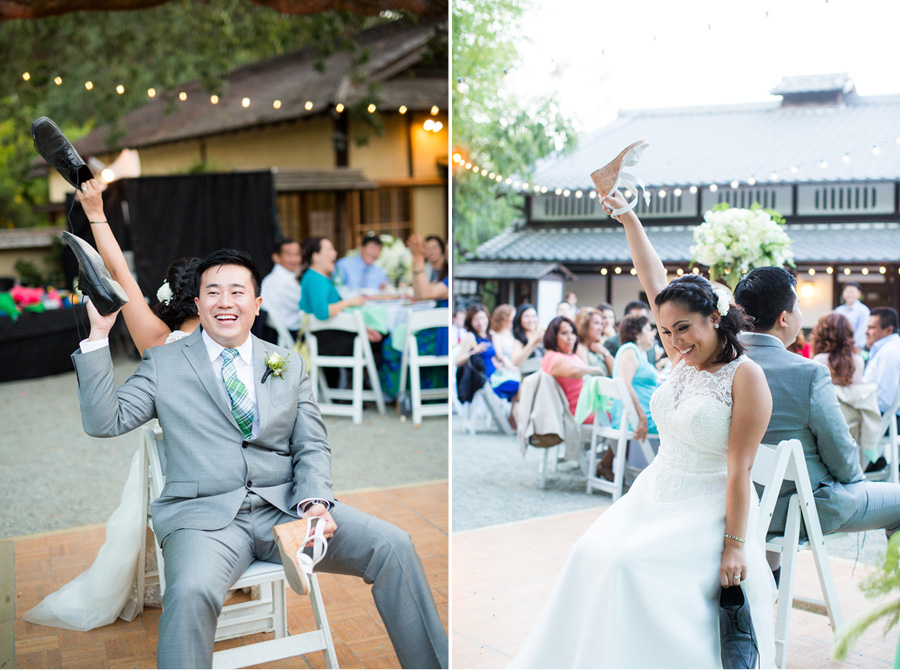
<box><xmin>863</xmin><ymin>307</ymin><xmax>900</xmax><ymax>419</ymax></box>
<box><xmin>335</xmin><ymin>235</ymin><xmax>390</xmax><ymax>291</ymax></box>
<box><xmin>835</xmin><ymin>282</ymin><xmax>870</xmax><ymax>350</ymax></box>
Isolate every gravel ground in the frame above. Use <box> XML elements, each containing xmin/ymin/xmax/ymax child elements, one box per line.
<box><xmin>0</xmin><ymin>354</ymin><xmax>448</xmax><ymax>539</ymax></box>
<box><xmin>451</xmin><ymin>420</ymin><xmax>889</xmax><ymax>567</ymax></box>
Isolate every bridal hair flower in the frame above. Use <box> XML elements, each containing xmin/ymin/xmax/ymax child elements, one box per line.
<box><xmin>156</xmin><ymin>280</ymin><xmax>173</xmax><ymax>305</ymax></box>
<box><xmin>262</xmin><ymin>351</ymin><xmax>290</xmax><ymax>383</ymax></box>
<box><xmin>713</xmin><ymin>285</ymin><xmax>731</xmax><ymax>317</ymax></box>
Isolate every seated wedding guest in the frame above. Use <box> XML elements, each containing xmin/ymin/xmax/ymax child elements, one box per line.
<box><xmin>556</xmin><ymin>300</ymin><xmax>574</xmax><ymax>320</ymax></box>
<box><xmin>596</xmin><ymin>301</ymin><xmax>617</xmax><ymax>341</ymax></box>
<box><xmin>334</xmin><ymin>234</ymin><xmax>389</xmax><ymax>291</ymax></box>
<box><xmin>835</xmin><ymin>281</ymin><xmax>870</xmax><ymax>350</ymax></box>
<box><xmin>424</xmin><ymin>235</ymin><xmax>448</xmax><ymax>282</ymax></box>
<box><xmin>604</xmin><ymin>300</ymin><xmax>653</xmax><ymax>364</ymax></box>
<box><xmin>299</xmin><ymin>237</ymin><xmax>372</xmax><ymax>386</ymax></box>
<box><xmin>455</xmin><ymin>304</ymin><xmax>509</xmax><ymax>399</ymax></box>
<box><xmin>452</xmin><ymin>306</ymin><xmax>467</xmax><ymax>347</ymax></box>
<box><xmin>489</xmin><ymin>304</ymin><xmax>521</xmax><ymax>399</ymax></box>
<box><xmin>610</xmin><ymin>314</ymin><xmax>660</xmax><ymax>442</ymax></box>
<box><xmin>260</xmin><ymin>238</ymin><xmax>302</xmax><ymax>338</ymax></box>
<box><xmin>407</xmin><ymin>234</ymin><xmax>449</xmax><ymax>305</ymax></box>
<box><xmin>576</xmin><ymin>307</ymin><xmax>615</xmax><ymax>377</ymax></box>
<box><xmin>786</xmin><ymin>328</ymin><xmax>811</xmax><ymax>358</ymax></box>
<box><xmin>64</xmin><ymin>248</ymin><xmax>447</xmax><ymax>668</ymax></box>
<box><xmin>541</xmin><ymin>315</ymin><xmax>609</xmax><ymax>419</ymax></box>
<box><xmin>811</xmin><ymin>312</ymin><xmax>883</xmax><ymax>470</ymax></box>
<box><xmin>864</xmin><ymin>306</ymin><xmax>900</xmax><ymax>421</ymax></box>
<box><xmin>511</xmin><ymin>303</ymin><xmax>544</xmax><ymax>367</ymax></box>
<box><xmin>564</xmin><ymin>290</ymin><xmax>579</xmax><ymax>315</ymax></box>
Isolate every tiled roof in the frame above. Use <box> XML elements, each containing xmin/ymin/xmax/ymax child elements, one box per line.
<box><xmin>0</xmin><ymin>227</ymin><xmax>64</xmax><ymax>250</ymax></box>
<box><xmin>770</xmin><ymin>73</ymin><xmax>853</xmax><ymax>96</ymax></box>
<box><xmin>473</xmin><ymin>222</ymin><xmax>900</xmax><ymax>265</ymax></box>
<box><xmin>73</xmin><ymin>18</ymin><xmax>446</xmax><ymax>155</ymax></box>
<box><xmin>452</xmin><ymin>260</ymin><xmax>575</xmax><ymax>280</ymax></box>
<box><xmin>531</xmin><ymin>92</ymin><xmax>900</xmax><ymax>190</ymax></box>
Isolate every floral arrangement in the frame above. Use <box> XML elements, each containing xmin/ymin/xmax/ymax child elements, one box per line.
<box><xmin>690</xmin><ymin>203</ymin><xmax>795</xmax><ymax>291</ymax></box>
<box><xmin>374</xmin><ymin>234</ymin><xmax>412</xmax><ymax>286</ymax></box>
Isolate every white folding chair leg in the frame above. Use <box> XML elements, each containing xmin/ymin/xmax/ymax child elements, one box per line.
<box><xmin>773</xmin><ymin>495</ymin><xmax>802</xmax><ymax>669</ymax></box>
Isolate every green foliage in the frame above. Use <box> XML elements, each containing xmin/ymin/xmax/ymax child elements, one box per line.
<box><xmin>0</xmin><ymin>1</ymin><xmax>384</xmax><ymax>227</ymax></box>
<box><xmin>834</xmin><ymin>532</ymin><xmax>900</xmax><ymax>659</ymax></box>
<box><xmin>452</xmin><ymin>0</ymin><xmax>575</xmax><ymax>261</ymax></box>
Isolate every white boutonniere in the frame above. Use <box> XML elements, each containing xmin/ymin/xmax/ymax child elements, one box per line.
<box><xmin>262</xmin><ymin>351</ymin><xmax>289</xmax><ymax>384</ymax></box>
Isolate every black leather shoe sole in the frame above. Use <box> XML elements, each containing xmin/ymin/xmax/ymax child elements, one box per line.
<box><xmin>32</xmin><ymin>117</ymin><xmax>93</xmax><ymax>188</ymax></box>
<box><xmin>62</xmin><ymin>232</ymin><xmax>128</xmax><ymax>315</ymax></box>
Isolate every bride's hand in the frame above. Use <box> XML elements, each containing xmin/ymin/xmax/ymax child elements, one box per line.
<box><xmin>633</xmin><ymin>414</ymin><xmax>648</xmax><ymax>441</ymax></box>
<box><xmin>601</xmin><ymin>192</ymin><xmax>629</xmax><ymax>222</ymax></box>
<box><xmin>720</xmin><ymin>545</ymin><xmax>747</xmax><ymax>588</ymax></box>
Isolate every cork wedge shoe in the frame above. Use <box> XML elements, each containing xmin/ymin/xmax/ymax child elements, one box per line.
<box><xmin>590</xmin><ymin>140</ymin><xmax>650</xmax><ymax>217</ymax></box>
<box><xmin>272</xmin><ymin>516</ymin><xmax>328</xmax><ymax>596</ymax></box>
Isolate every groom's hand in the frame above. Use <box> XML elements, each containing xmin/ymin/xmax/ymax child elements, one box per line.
<box><xmin>305</xmin><ymin>504</ymin><xmax>337</xmax><ymax>542</ymax></box>
<box><xmin>85</xmin><ymin>299</ymin><xmax>121</xmax><ymax>341</ymax></box>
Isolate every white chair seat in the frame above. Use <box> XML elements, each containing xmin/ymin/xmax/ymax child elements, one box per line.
<box><xmin>140</xmin><ymin>425</ymin><xmax>338</xmax><ymax>669</ymax></box>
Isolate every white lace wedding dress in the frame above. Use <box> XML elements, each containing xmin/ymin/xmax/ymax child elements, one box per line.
<box><xmin>509</xmin><ymin>356</ymin><xmax>776</xmax><ymax>668</ymax></box>
<box><xmin>24</xmin><ymin>329</ymin><xmax>189</xmax><ymax>631</ymax></box>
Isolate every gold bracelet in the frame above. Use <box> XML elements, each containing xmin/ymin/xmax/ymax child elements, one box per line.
<box><xmin>724</xmin><ymin>533</ymin><xmax>745</xmax><ymax>543</ymax></box>
<box><xmin>89</xmin><ymin>220</ymin><xmax>109</xmax><ymax>225</ymax></box>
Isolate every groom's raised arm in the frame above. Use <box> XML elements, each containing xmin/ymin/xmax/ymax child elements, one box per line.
<box><xmin>287</xmin><ymin>354</ymin><xmax>335</xmax><ymax>506</ymax></box>
<box><xmin>72</xmin><ymin>301</ymin><xmax>157</xmax><ymax>437</ymax></box>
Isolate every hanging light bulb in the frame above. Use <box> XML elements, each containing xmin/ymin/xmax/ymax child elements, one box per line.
<box><xmin>614</xmin><ymin>267</ymin><xmax>622</xmax><ymax>274</ymax></box>
<box><xmin>430</xmin><ymin>106</ymin><xmax>439</xmax><ymax>115</ymax></box>
<box><xmin>562</xmin><ymin>189</ymin><xmax>571</xmax><ymax>197</ymax></box>
<box><xmin>273</xmin><ymin>99</ymin><xmax>281</xmax><ymax>109</ymax></box>
<box><xmin>689</xmin><ymin>185</ymin><xmax>698</xmax><ymax>194</ymax></box>
<box><xmin>862</xmin><ymin>268</ymin><xmax>869</xmax><ymax>275</ymax></box>
<box><xmin>826</xmin><ymin>266</ymin><xmax>834</xmax><ymax>274</ymax></box>
<box><xmin>116</xmin><ymin>84</ymin><xmax>125</xmax><ymax>94</ymax></box>
<box><xmin>335</xmin><ymin>103</ymin><xmax>345</xmax><ymax>113</ymax></box>
<box><xmin>843</xmin><ymin>153</ymin><xmax>850</xmax><ymax>163</ymax></box>
<box><xmin>304</xmin><ymin>101</ymin><xmax>313</xmax><ymax>110</ymax></box>
<box><xmin>820</xmin><ymin>159</ymin><xmax>828</xmax><ymax>168</ymax></box>
<box><xmin>54</xmin><ymin>76</ymin><xmax>63</xmax><ymax>85</ymax></box>
<box><xmin>808</xmin><ymin>268</ymin><xmax>816</xmax><ymax>276</ymax></box>
<box><xmin>747</xmin><ymin>177</ymin><xmax>756</xmax><ymax>186</ymax></box>
<box><xmin>480</xmin><ymin>168</ymin><xmax>488</xmax><ymax>176</ymax></box>
<box><xmin>432</xmin><ymin>121</ymin><xmax>443</xmax><ymax>132</ymax></box>
<box><xmin>147</xmin><ymin>88</ymin><xmax>157</xmax><ymax>98</ymax></box>
<box><xmin>456</xmin><ymin>79</ymin><xmax>469</xmax><ymax>94</ymax></box>
<box><xmin>880</xmin><ymin>266</ymin><xmax>887</xmax><ymax>274</ymax></box>
<box><xmin>398</xmin><ymin>105</ymin><xmax>407</xmax><ymax>114</ymax></box>
<box><xmin>692</xmin><ymin>267</ymin><xmax>701</xmax><ymax>274</ymax></box>
<box><xmin>22</xmin><ymin>72</ymin><xmax>30</xmax><ymax>81</ymax></box>
<box><xmin>730</xmin><ymin>180</ymin><xmax>739</xmax><ymax>189</ymax></box>
<box><xmin>770</xmin><ymin>171</ymin><xmax>779</xmax><ymax>181</ymax></box>
<box><xmin>709</xmin><ymin>184</ymin><xmax>718</xmax><ymax>192</ymax></box>
<box><xmin>589</xmin><ymin>191</ymin><xmax>597</xmax><ymax>199</ymax></box>
<box><xmin>452</xmin><ymin>153</ymin><xmax>461</xmax><ymax>162</ymax></box>
<box><xmin>179</xmin><ymin>91</ymin><xmax>188</xmax><ymax>101</ymax></box>
<box><xmin>872</xmin><ymin>145</ymin><xmax>881</xmax><ymax>155</ymax></box>
<box><xmin>843</xmin><ymin>268</ymin><xmax>851</xmax><ymax>275</ymax></box>
<box><xmin>673</xmin><ymin>188</ymin><xmax>683</xmax><ymax>196</ymax></box>
<box><xmin>630</xmin><ymin>268</ymin><xmax>637</xmax><ymax>275</ymax></box>
<box><xmin>554</xmin><ymin>188</ymin><xmax>562</xmax><ymax>195</ymax></box>
<box><xmin>575</xmin><ymin>190</ymin><xmax>583</xmax><ymax>198</ymax></box>
<box><xmin>676</xmin><ymin>268</ymin><xmax>684</xmax><ymax>276</ymax></box>
<box><xmin>84</xmin><ymin>81</ymin><xmax>93</xmax><ymax>90</ymax></box>
<box><xmin>424</xmin><ymin>119</ymin><xmax>435</xmax><ymax>131</ymax></box>
<box><xmin>242</xmin><ymin>97</ymin><xmax>250</xmax><ymax>107</ymax></box>
<box><xmin>790</xmin><ymin>165</ymin><xmax>798</xmax><ymax>173</ymax></box>
<box><xmin>600</xmin><ymin>268</ymin><xmax>608</xmax><ymax>276</ymax></box>
<box><xmin>367</xmin><ymin>103</ymin><xmax>376</xmax><ymax>113</ymax></box>
<box><xmin>658</xmin><ymin>189</ymin><xmax>667</xmax><ymax>198</ymax></box>
<box><xmin>210</xmin><ymin>95</ymin><xmax>219</xmax><ymax>104</ymax></box>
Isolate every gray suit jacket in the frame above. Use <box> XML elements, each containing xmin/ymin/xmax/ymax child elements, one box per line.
<box><xmin>740</xmin><ymin>332</ymin><xmax>865</xmax><ymax>535</ymax></box>
<box><xmin>72</xmin><ymin>328</ymin><xmax>333</xmax><ymax>542</ymax></box>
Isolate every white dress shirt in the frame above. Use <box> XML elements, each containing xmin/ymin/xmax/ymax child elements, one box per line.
<box><xmin>863</xmin><ymin>333</ymin><xmax>900</xmax><ymax>415</ymax></box>
<box><xmin>260</xmin><ymin>263</ymin><xmax>302</xmax><ymax>331</ymax></box>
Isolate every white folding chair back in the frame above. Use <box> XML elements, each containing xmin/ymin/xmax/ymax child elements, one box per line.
<box><xmin>397</xmin><ymin>307</ymin><xmax>450</xmax><ymax>425</ymax></box>
<box><xmin>877</xmin><ymin>386</ymin><xmax>900</xmax><ymax>484</ymax></box>
<box><xmin>140</xmin><ymin>425</ymin><xmax>338</xmax><ymax>669</ymax></box>
<box><xmin>519</xmin><ymin>357</ymin><xmax>542</xmax><ymax>377</ymax></box>
<box><xmin>585</xmin><ymin>375</ymin><xmax>657</xmax><ymax>501</ymax></box>
<box><xmin>265</xmin><ymin>308</ymin><xmax>298</xmax><ymax>350</ymax></box>
<box><xmin>751</xmin><ymin>439</ymin><xmax>843</xmax><ymax>669</ymax></box>
<box><xmin>307</xmin><ymin>310</ymin><xmax>386</xmax><ymax>424</ymax></box>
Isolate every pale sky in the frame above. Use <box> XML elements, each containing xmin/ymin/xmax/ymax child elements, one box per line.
<box><xmin>502</xmin><ymin>0</ymin><xmax>900</xmax><ymax>132</ymax></box>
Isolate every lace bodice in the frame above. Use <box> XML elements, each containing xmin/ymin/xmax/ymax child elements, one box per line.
<box><xmin>645</xmin><ymin>355</ymin><xmax>748</xmax><ymax>501</ymax></box>
<box><xmin>165</xmin><ymin>329</ymin><xmax>190</xmax><ymax>344</ymax></box>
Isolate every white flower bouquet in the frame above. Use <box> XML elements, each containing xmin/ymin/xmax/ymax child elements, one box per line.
<box><xmin>690</xmin><ymin>203</ymin><xmax>794</xmax><ymax>290</ymax></box>
<box><xmin>374</xmin><ymin>234</ymin><xmax>412</xmax><ymax>286</ymax></box>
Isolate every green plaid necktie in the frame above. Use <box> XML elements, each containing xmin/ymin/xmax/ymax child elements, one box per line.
<box><xmin>221</xmin><ymin>348</ymin><xmax>254</xmax><ymax>439</ymax></box>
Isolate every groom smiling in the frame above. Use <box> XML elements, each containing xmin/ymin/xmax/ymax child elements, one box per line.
<box><xmin>72</xmin><ymin>248</ymin><xmax>447</xmax><ymax>669</ymax></box>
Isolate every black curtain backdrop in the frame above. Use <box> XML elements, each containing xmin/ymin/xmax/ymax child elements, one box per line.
<box><xmin>65</xmin><ymin>171</ymin><xmax>280</xmax><ymax>303</ymax></box>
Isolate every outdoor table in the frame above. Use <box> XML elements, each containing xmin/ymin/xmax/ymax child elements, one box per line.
<box><xmin>0</xmin><ymin>305</ymin><xmax>87</xmax><ymax>381</ymax></box>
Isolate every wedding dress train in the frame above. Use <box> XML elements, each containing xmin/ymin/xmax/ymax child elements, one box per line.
<box><xmin>509</xmin><ymin>357</ymin><xmax>776</xmax><ymax>668</ymax></box>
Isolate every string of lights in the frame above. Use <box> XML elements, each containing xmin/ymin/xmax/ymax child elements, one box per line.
<box><xmin>18</xmin><ymin>72</ymin><xmax>444</xmax><ymax>132</ymax></box>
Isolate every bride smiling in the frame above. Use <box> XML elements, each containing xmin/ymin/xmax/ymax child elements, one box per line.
<box><xmin>508</xmin><ymin>186</ymin><xmax>776</xmax><ymax>668</ymax></box>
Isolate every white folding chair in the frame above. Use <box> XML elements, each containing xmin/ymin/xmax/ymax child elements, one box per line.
<box><xmin>397</xmin><ymin>307</ymin><xmax>450</xmax><ymax>425</ymax></box>
<box><xmin>306</xmin><ymin>310</ymin><xmax>386</xmax><ymax>424</ymax></box>
<box><xmin>876</xmin><ymin>386</ymin><xmax>900</xmax><ymax>484</ymax></box>
<box><xmin>752</xmin><ymin>439</ymin><xmax>843</xmax><ymax>669</ymax></box>
<box><xmin>584</xmin><ymin>375</ymin><xmax>657</xmax><ymax>501</ymax></box>
<box><xmin>139</xmin><ymin>425</ymin><xmax>338</xmax><ymax>669</ymax></box>
<box><xmin>265</xmin><ymin>307</ymin><xmax>299</xmax><ymax>350</ymax></box>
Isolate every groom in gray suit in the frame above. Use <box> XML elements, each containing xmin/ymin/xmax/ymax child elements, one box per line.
<box><xmin>72</xmin><ymin>249</ymin><xmax>447</xmax><ymax>669</ymax></box>
<box><xmin>734</xmin><ymin>266</ymin><xmax>900</xmax><ymax>542</ymax></box>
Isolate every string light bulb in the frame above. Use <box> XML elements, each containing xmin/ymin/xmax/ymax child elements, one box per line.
<box><xmin>614</xmin><ymin>267</ymin><xmax>622</xmax><ymax>274</ymax></box>
<box><xmin>676</xmin><ymin>268</ymin><xmax>684</xmax><ymax>276</ymax></box>
<box><xmin>452</xmin><ymin>152</ymin><xmax>462</xmax><ymax>162</ymax></box>
<box><xmin>430</xmin><ymin>106</ymin><xmax>439</xmax><ymax>115</ymax></box>
<box><xmin>116</xmin><ymin>84</ymin><xmax>125</xmax><ymax>94</ymax></box>
<box><xmin>54</xmin><ymin>76</ymin><xmax>63</xmax><ymax>85</ymax></box>
<box><xmin>335</xmin><ymin>103</ymin><xmax>345</xmax><ymax>113</ymax></box>
<box><xmin>843</xmin><ymin>268</ymin><xmax>851</xmax><ymax>275</ymax></box>
<box><xmin>305</xmin><ymin>101</ymin><xmax>313</xmax><ymax>110</ymax></box>
<box><xmin>210</xmin><ymin>95</ymin><xmax>219</xmax><ymax>104</ymax></box>
<box><xmin>147</xmin><ymin>88</ymin><xmax>157</xmax><ymax>97</ymax></box>
<box><xmin>432</xmin><ymin>121</ymin><xmax>443</xmax><ymax>132</ymax></box>
<box><xmin>273</xmin><ymin>100</ymin><xmax>281</xmax><ymax>109</ymax></box>
<box><xmin>242</xmin><ymin>97</ymin><xmax>250</xmax><ymax>107</ymax></box>
<box><xmin>398</xmin><ymin>105</ymin><xmax>407</xmax><ymax>114</ymax></box>
<box><xmin>673</xmin><ymin>188</ymin><xmax>683</xmax><ymax>196</ymax></box>
<box><xmin>630</xmin><ymin>268</ymin><xmax>637</xmax><ymax>275</ymax></box>
<box><xmin>730</xmin><ymin>180</ymin><xmax>739</xmax><ymax>189</ymax></box>
<box><xmin>179</xmin><ymin>91</ymin><xmax>188</xmax><ymax>101</ymax></box>
<box><xmin>600</xmin><ymin>268</ymin><xmax>608</xmax><ymax>276</ymax></box>
<box><xmin>84</xmin><ymin>81</ymin><xmax>93</xmax><ymax>90</ymax></box>
<box><xmin>22</xmin><ymin>72</ymin><xmax>30</xmax><ymax>81</ymax></box>
<box><xmin>747</xmin><ymin>177</ymin><xmax>756</xmax><ymax>186</ymax></box>
<box><xmin>843</xmin><ymin>153</ymin><xmax>850</xmax><ymax>163</ymax></box>
<box><xmin>808</xmin><ymin>268</ymin><xmax>816</xmax><ymax>275</ymax></box>
<box><xmin>826</xmin><ymin>266</ymin><xmax>834</xmax><ymax>274</ymax></box>
<box><xmin>880</xmin><ymin>266</ymin><xmax>887</xmax><ymax>274</ymax></box>
<box><xmin>862</xmin><ymin>268</ymin><xmax>869</xmax><ymax>275</ymax></box>
<box><xmin>709</xmin><ymin>184</ymin><xmax>718</xmax><ymax>192</ymax></box>
<box><xmin>424</xmin><ymin>119</ymin><xmax>435</xmax><ymax>131</ymax></box>
<box><xmin>872</xmin><ymin>145</ymin><xmax>881</xmax><ymax>155</ymax></box>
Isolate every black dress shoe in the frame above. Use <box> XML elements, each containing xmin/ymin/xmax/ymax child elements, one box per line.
<box><xmin>719</xmin><ymin>585</ymin><xmax>759</xmax><ymax>669</ymax></box>
<box><xmin>61</xmin><ymin>232</ymin><xmax>128</xmax><ymax>316</ymax></box>
<box><xmin>31</xmin><ymin>117</ymin><xmax>93</xmax><ymax>188</ymax></box>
